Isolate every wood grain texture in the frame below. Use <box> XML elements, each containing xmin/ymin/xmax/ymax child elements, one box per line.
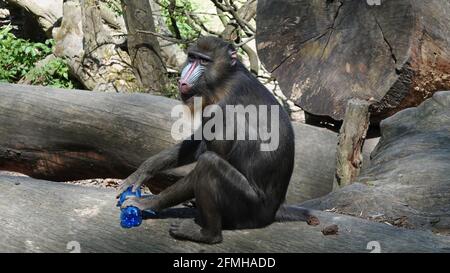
<box><xmin>302</xmin><ymin>91</ymin><xmax>450</xmax><ymax>232</ymax></box>
<box><xmin>53</xmin><ymin>0</ymin><xmax>140</xmax><ymax>92</ymax></box>
<box><xmin>1</xmin><ymin>175</ymin><xmax>449</xmax><ymax>253</ymax></box>
<box><xmin>256</xmin><ymin>0</ymin><xmax>450</xmax><ymax>121</ymax></box>
<box><xmin>0</xmin><ymin>83</ymin><xmax>370</xmax><ymax>203</ymax></box>
<box><xmin>334</xmin><ymin>99</ymin><xmax>370</xmax><ymax>188</ymax></box>
<box><xmin>122</xmin><ymin>0</ymin><xmax>168</xmax><ymax>92</ymax></box>
<box><xmin>0</xmin><ymin>83</ymin><xmax>178</xmax><ymax>181</ymax></box>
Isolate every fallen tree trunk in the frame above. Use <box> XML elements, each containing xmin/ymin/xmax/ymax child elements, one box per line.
<box><xmin>8</xmin><ymin>0</ymin><xmax>186</xmax><ymax>72</ymax></box>
<box><xmin>1</xmin><ymin>175</ymin><xmax>449</xmax><ymax>253</ymax></box>
<box><xmin>8</xmin><ymin>0</ymin><xmax>62</xmax><ymax>36</ymax></box>
<box><xmin>256</xmin><ymin>0</ymin><xmax>450</xmax><ymax>122</ymax></box>
<box><xmin>0</xmin><ymin>83</ymin><xmax>178</xmax><ymax>180</ymax></box>
<box><xmin>8</xmin><ymin>0</ymin><xmax>126</xmax><ymax>38</ymax></box>
<box><xmin>0</xmin><ymin>83</ymin><xmax>376</xmax><ymax>203</ymax></box>
<box><xmin>302</xmin><ymin>91</ymin><xmax>450</xmax><ymax>233</ymax></box>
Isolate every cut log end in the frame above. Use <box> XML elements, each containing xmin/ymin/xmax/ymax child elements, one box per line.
<box><xmin>256</xmin><ymin>0</ymin><xmax>450</xmax><ymax>121</ymax></box>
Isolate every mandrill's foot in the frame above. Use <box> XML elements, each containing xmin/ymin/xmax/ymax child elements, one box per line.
<box><xmin>169</xmin><ymin>219</ymin><xmax>222</xmax><ymax>244</ymax></box>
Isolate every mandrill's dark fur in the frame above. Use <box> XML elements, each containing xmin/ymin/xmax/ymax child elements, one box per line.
<box><xmin>117</xmin><ymin>37</ymin><xmax>316</xmax><ymax>244</ymax></box>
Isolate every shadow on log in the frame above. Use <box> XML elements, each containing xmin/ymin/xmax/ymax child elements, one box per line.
<box><xmin>0</xmin><ymin>83</ymin><xmax>379</xmax><ymax>203</ymax></box>
<box><xmin>1</xmin><ymin>175</ymin><xmax>449</xmax><ymax>253</ymax></box>
<box><xmin>302</xmin><ymin>91</ymin><xmax>450</xmax><ymax>233</ymax></box>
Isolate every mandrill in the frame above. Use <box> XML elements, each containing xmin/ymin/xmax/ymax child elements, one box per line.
<box><xmin>117</xmin><ymin>37</ymin><xmax>314</xmax><ymax>244</ymax></box>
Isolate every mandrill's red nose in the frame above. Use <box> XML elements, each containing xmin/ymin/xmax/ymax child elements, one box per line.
<box><xmin>178</xmin><ymin>80</ymin><xmax>192</xmax><ymax>94</ymax></box>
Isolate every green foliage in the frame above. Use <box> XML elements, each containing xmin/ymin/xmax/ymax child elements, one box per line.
<box><xmin>0</xmin><ymin>25</ymin><xmax>76</xmax><ymax>89</ymax></box>
<box><xmin>159</xmin><ymin>0</ymin><xmax>201</xmax><ymax>41</ymax></box>
<box><xmin>0</xmin><ymin>26</ymin><xmax>52</xmax><ymax>82</ymax></box>
<box><xmin>26</xmin><ymin>57</ymin><xmax>75</xmax><ymax>89</ymax></box>
<box><xmin>165</xmin><ymin>75</ymin><xmax>182</xmax><ymax>100</ymax></box>
<box><xmin>103</xmin><ymin>0</ymin><xmax>123</xmax><ymax>16</ymax></box>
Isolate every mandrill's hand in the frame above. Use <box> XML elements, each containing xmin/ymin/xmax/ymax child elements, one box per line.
<box><xmin>116</xmin><ymin>171</ymin><xmax>151</xmax><ymax>198</ymax></box>
<box><xmin>120</xmin><ymin>195</ymin><xmax>159</xmax><ymax>211</ymax></box>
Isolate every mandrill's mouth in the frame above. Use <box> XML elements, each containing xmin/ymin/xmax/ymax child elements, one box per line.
<box><xmin>178</xmin><ymin>88</ymin><xmax>195</xmax><ymax>103</ymax></box>
<box><xmin>180</xmin><ymin>91</ymin><xmax>196</xmax><ymax>102</ymax></box>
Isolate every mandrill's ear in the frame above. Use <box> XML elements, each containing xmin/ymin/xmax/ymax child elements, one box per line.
<box><xmin>228</xmin><ymin>48</ymin><xmax>238</xmax><ymax>66</ymax></box>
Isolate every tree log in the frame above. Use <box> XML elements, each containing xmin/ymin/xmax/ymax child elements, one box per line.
<box><xmin>0</xmin><ymin>83</ymin><xmax>377</xmax><ymax>203</ymax></box>
<box><xmin>53</xmin><ymin>0</ymin><xmax>140</xmax><ymax>92</ymax></box>
<box><xmin>8</xmin><ymin>0</ymin><xmax>62</xmax><ymax>36</ymax></box>
<box><xmin>121</xmin><ymin>0</ymin><xmax>168</xmax><ymax>92</ymax></box>
<box><xmin>7</xmin><ymin>0</ymin><xmax>186</xmax><ymax>72</ymax></box>
<box><xmin>98</xmin><ymin>1</ymin><xmax>126</xmax><ymax>32</ymax></box>
<box><xmin>302</xmin><ymin>91</ymin><xmax>450</xmax><ymax>233</ymax></box>
<box><xmin>1</xmin><ymin>175</ymin><xmax>449</xmax><ymax>253</ymax></box>
<box><xmin>8</xmin><ymin>0</ymin><xmax>126</xmax><ymax>39</ymax></box>
<box><xmin>334</xmin><ymin>99</ymin><xmax>370</xmax><ymax>189</ymax></box>
<box><xmin>256</xmin><ymin>0</ymin><xmax>450</xmax><ymax>122</ymax></box>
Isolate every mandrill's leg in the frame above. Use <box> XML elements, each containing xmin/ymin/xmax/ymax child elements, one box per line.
<box><xmin>117</xmin><ymin>138</ymin><xmax>201</xmax><ymax>197</ymax></box>
<box><xmin>169</xmin><ymin>151</ymin><xmax>260</xmax><ymax>244</ymax></box>
<box><xmin>123</xmin><ymin>150</ymin><xmax>260</xmax><ymax>244</ymax></box>
<box><xmin>121</xmin><ymin>172</ymin><xmax>195</xmax><ymax>212</ymax></box>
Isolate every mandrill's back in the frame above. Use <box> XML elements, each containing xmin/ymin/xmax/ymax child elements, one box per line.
<box><xmin>219</xmin><ymin>62</ymin><xmax>295</xmax><ymax>210</ymax></box>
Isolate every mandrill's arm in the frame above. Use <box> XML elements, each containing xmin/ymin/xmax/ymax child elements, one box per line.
<box><xmin>117</xmin><ymin>136</ymin><xmax>202</xmax><ymax>196</ymax></box>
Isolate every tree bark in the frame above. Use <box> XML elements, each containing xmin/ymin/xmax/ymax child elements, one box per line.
<box><xmin>98</xmin><ymin>1</ymin><xmax>126</xmax><ymax>32</ymax></box>
<box><xmin>219</xmin><ymin>0</ymin><xmax>259</xmax><ymax>74</ymax></box>
<box><xmin>0</xmin><ymin>83</ymin><xmax>371</xmax><ymax>203</ymax></box>
<box><xmin>334</xmin><ymin>99</ymin><xmax>370</xmax><ymax>189</ymax></box>
<box><xmin>7</xmin><ymin>0</ymin><xmax>255</xmax><ymax>77</ymax></box>
<box><xmin>121</xmin><ymin>0</ymin><xmax>168</xmax><ymax>93</ymax></box>
<box><xmin>149</xmin><ymin>0</ymin><xmax>186</xmax><ymax>70</ymax></box>
<box><xmin>1</xmin><ymin>175</ymin><xmax>449</xmax><ymax>252</ymax></box>
<box><xmin>52</xmin><ymin>0</ymin><xmax>140</xmax><ymax>92</ymax></box>
<box><xmin>220</xmin><ymin>0</ymin><xmax>257</xmax><ymax>40</ymax></box>
<box><xmin>302</xmin><ymin>91</ymin><xmax>450</xmax><ymax>233</ymax></box>
<box><xmin>8</xmin><ymin>0</ymin><xmax>126</xmax><ymax>38</ymax></box>
<box><xmin>7</xmin><ymin>0</ymin><xmax>62</xmax><ymax>36</ymax></box>
<box><xmin>256</xmin><ymin>0</ymin><xmax>450</xmax><ymax>122</ymax></box>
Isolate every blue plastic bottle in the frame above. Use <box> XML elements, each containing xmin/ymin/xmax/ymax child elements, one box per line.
<box><xmin>117</xmin><ymin>187</ymin><xmax>142</xmax><ymax>228</ymax></box>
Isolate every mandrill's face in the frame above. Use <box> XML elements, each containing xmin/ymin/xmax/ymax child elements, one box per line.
<box><xmin>178</xmin><ymin>37</ymin><xmax>238</xmax><ymax>105</ymax></box>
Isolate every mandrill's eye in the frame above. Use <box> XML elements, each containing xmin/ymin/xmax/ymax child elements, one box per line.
<box><xmin>200</xmin><ymin>58</ymin><xmax>211</xmax><ymax>66</ymax></box>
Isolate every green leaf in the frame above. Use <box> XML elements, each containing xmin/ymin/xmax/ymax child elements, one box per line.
<box><xmin>0</xmin><ymin>26</ymin><xmax>76</xmax><ymax>89</ymax></box>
